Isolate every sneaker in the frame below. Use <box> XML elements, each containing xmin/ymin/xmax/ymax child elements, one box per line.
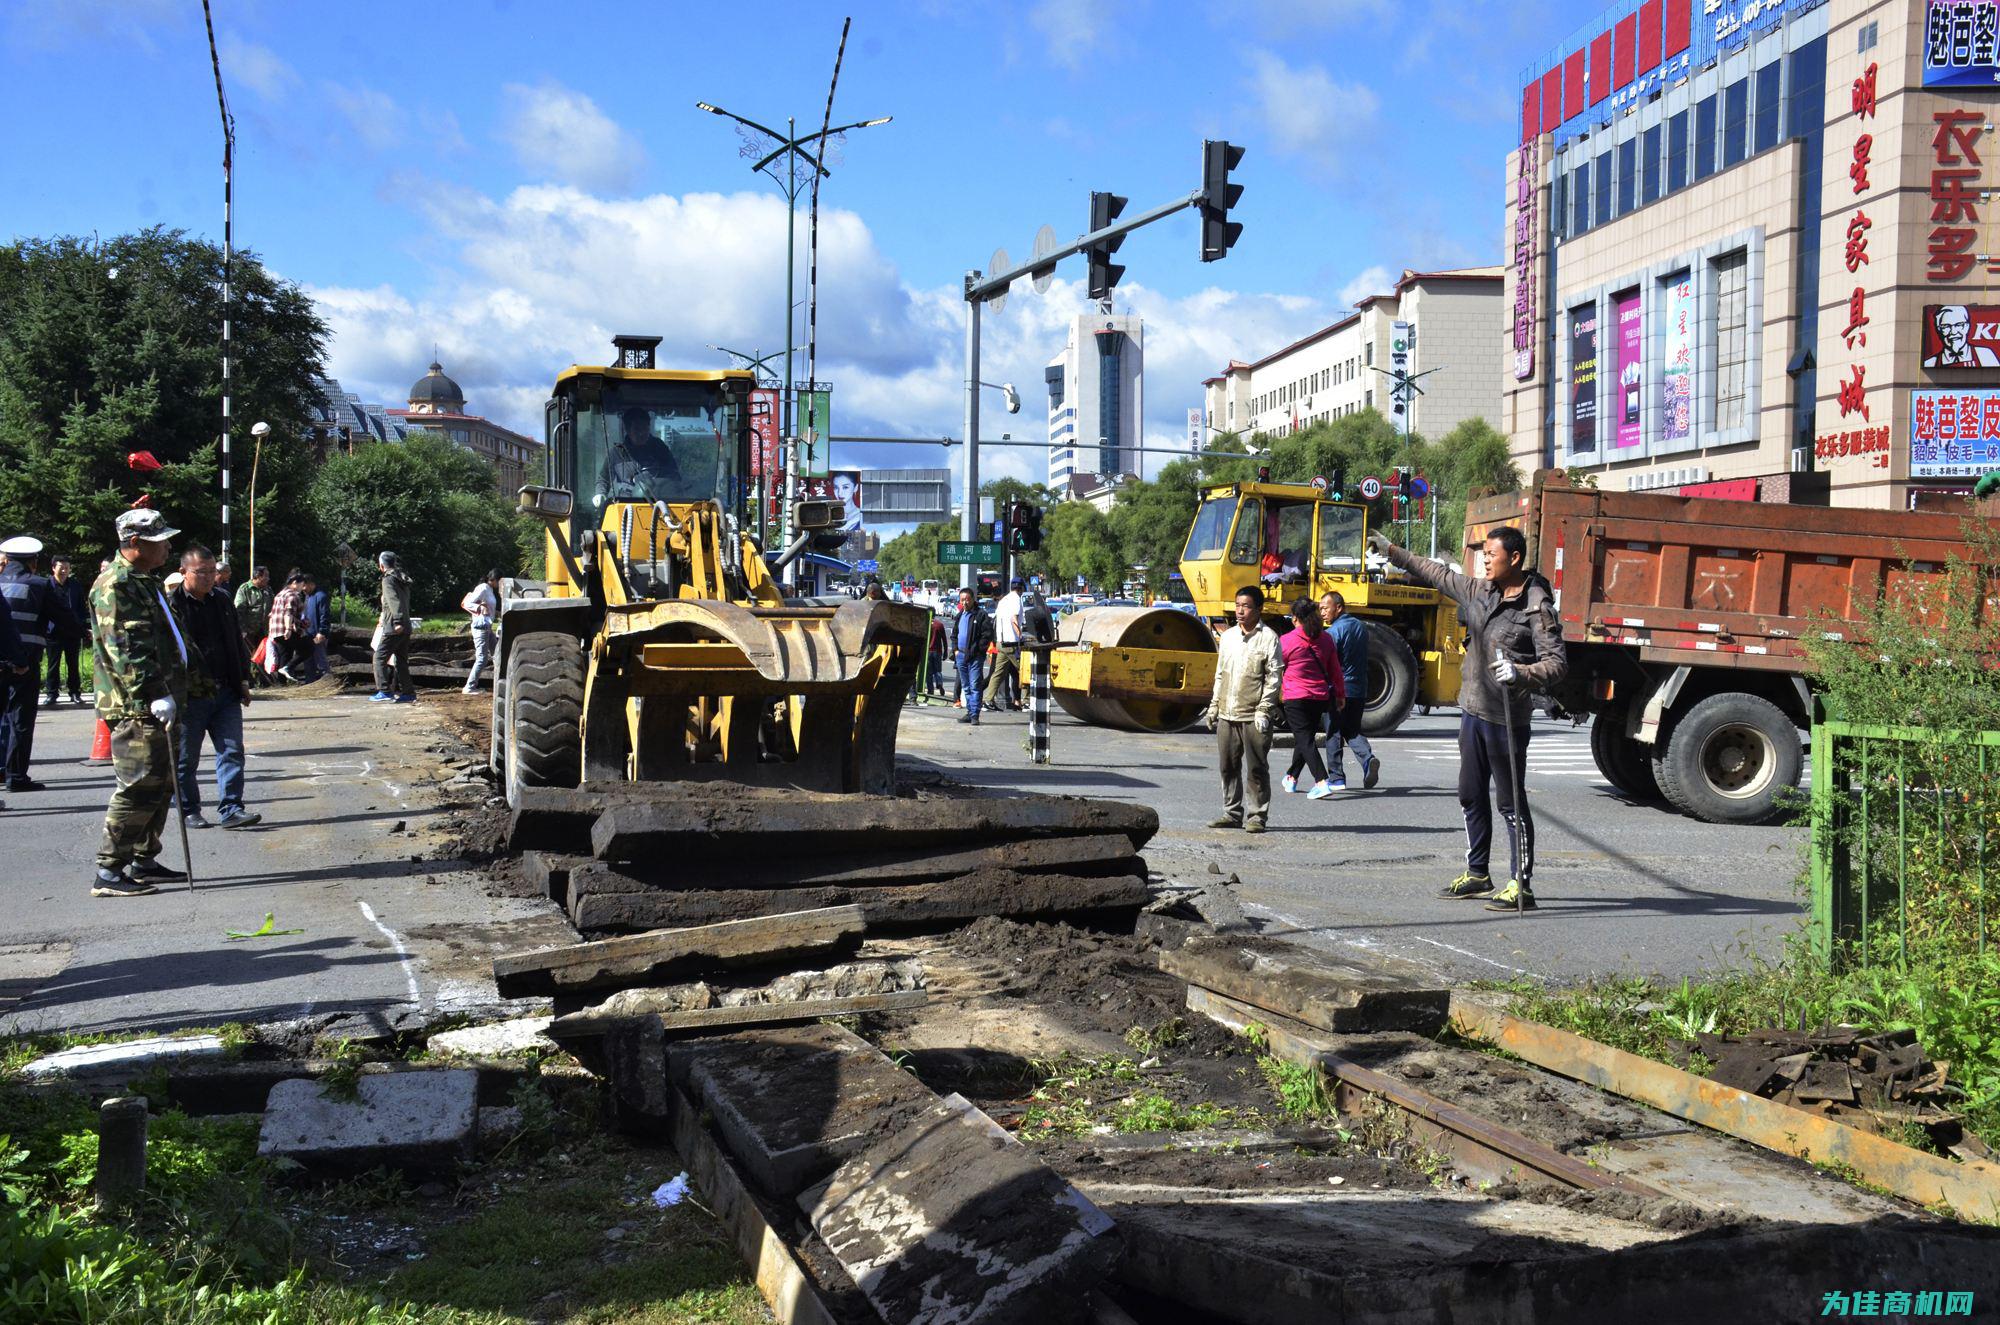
<box><xmin>1439</xmin><ymin>871</ymin><xmax>1494</xmax><ymax>900</ymax></box>
<box><xmin>126</xmin><ymin>858</ymin><xmax>188</xmax><ymax>883</ymax></box>
<box><xmin>1485</xmin><ymin>881</ymin><xmax>1538</xmax><ymax>912</ymax></box>
<box><xmin>461</xmin><ymin>687</ymin><xmax>478</xmax><ymax>695</ymax></box>
<box><xmin>368</xmin><ymin>691</ymin><xmax>395</xmax><ymax>702</ymax></box>
<box><xmin>1363</xmin><ymin>756</ymin><xmax>1382</xmax><ymax>790</ymax></box>
<box><xmin>394</xmin><ymin>693</ymin><xmax>417</xmax><ymax>704</ymax></box>
<box><xmin>69</xmin><ymin>694</ymin><xmax>85</xmax><ymax>706</ymax></box>
<box><xmin>1307</xmin><ymin>779</ymin><xmax>1337</xmax><ymax>800</ymax></box>
<box><xmin>1243</xmin><ymin>818</ymin><xmax>1267</xmax><ymax>834</ymax></box>
<box><xmin>275</xmin><ymin>667</ymin><xmax>296</xmax><ymax>682</ymax></box>
<box><xmin>1329</xmin><ymin>779</ymin><xmax>1348</xmax><ymax>791</ymax></box>
<box><xmin>183</xmin><ymin>812</ymin><xmax>213</xmax><ymax>830</ymax></box>
<box><xmin>1206</xmin><ymin>816</ymin><xmax>1242</xmax><ymax>830</ymax></box>
<box><xmin>219</xmin><ymin>808</ymin><xmax>262</xmax><ymax>830</ymax></box>
<box><xmin>1281</xmin><ymin>774</ymin><xmax>1299</xmax><ymax>794</ymax></box>
<box><xmin>92</xmin><ymin>869</ymin><xmax>156</xmax><ymax>898</ymax></box>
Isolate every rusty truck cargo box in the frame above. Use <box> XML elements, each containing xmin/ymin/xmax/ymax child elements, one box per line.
<box><xmin>1465</xmin><ymin>472</ymin><xmax>1998</xmax><ymax>673</ymax></box>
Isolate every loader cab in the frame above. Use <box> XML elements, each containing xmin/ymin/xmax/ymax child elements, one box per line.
<box><xmin>543</xmin><ymin>357</ymin><xmax>755</xmax><ymax>550</ymax></box>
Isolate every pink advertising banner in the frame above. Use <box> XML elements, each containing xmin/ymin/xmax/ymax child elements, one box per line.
<box><xmin>1614</xmin><ymin>290</ymin><xmax>1643</xmax><ymax>449</ymax></box>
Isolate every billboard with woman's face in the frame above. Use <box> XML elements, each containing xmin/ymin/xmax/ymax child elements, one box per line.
<box><xmin>802</xmin><ymin>471</ymin><xmax>864</xmax><ymax>533</ymax></box>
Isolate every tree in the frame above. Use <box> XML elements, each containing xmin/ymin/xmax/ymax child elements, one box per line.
<box><xmin>1108</xmin><ymin>458</ymin><xmax>1207</xmax><ymax>595</ymax></box>
<box><xmin>309</xmin><ymin>432</ymin><xmax>529</xmax><ymax>612</ymax></box>
<box><xmin>1041</xmin><ymin>500</ymin><xmax>1121</xmax><ymax>592</ymax></box>
<box><xmin>0</xmin><ymin>228</ymin><xmax>329</xmax><ymax>572</ymax></box>
<box><xmin>877</xmin><ymin>519</ymin><xmax>957</xmax><ymax>588</ymax></box>
<box><xmin>1410</xmin><ymin>417</ymin><xmax>1520</xmax><ymax>556</ymax></box>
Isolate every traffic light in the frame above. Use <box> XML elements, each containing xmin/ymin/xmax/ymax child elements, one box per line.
<box><xmin>1200</xmin><ymin>140</ymin><xmax>1245</xmax><ymax>262</ymax></box>
<box><xmin>1087</xmin><ymin>191</ymin><xmax>1127</xmax><ymax>302</ymax></box>
<box><xmin>1329</xmin><ymin>464</ymin><xmax>1347</xmax><ymax>501</ymax></box>
<box><xmin>1005</xmin><ymin>501</ymin><xmax>1043</xmax><ymax>553</ymax></box>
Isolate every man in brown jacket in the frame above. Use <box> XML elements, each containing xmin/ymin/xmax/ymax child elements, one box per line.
<box><xmin>1369</xmin><ymin>525</ymin><xmax>1567</xmax><ymax>910</ymax></box>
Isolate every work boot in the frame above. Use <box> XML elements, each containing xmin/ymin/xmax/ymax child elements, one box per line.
<box><xmin>127</xmin><ymin>858</ymin><xmax>188</xmax><ymax>884</ymax></box>
<box><xmin>1439</xmin><ymin>871</ymin><xmax>1494</xmax><ymax>900</ymax></box>
<box><xmin>1206</xmin><ymin>816</ymin><xmax>1241</xmax><ymax>830</ymax></box>
<box><xmin>1485</xmin><ymin>880</ymin><xmax>1537</xmax><ymax>912</ymax></box>
<box><xmin>92</xmin><ymin>868</ymin><xmax>156</xmax><ymax>898</ymax></box>
<box><xmin>1243</xmin><ymin>818</ymin><xmax>1267</xmax><ymax>834</ymax></box>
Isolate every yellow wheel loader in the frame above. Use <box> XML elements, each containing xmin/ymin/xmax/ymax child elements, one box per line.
<box><xmin>492</xmin><ymin>336</ymin><xmax>927</xmax><ymax>804</ymax></box>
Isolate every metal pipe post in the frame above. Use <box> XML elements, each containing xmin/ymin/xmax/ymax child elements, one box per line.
<box><xmin>960</xmin><ymin>287</ymin><xmax>981</xmax><ymax>593</ymax></box>
<box><xmin>781</xmin><ymin>116</ymin><xmax>798</xmax><ymax>552</ymax></box>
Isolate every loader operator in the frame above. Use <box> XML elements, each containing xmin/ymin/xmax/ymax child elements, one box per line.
<box><xmin>1368</xmin><ymin>526</ymin><xmax>1566</xmax><ymax>912</ymax></box>
<box><xmin>598</xmin><ymin>407</ymin><xmax>688</xmax><ymax>507</ymax></box>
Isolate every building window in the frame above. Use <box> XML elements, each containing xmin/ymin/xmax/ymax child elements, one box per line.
<box><xmin>1713</xmin><ymin>249</ymin><xmax>1749</xmax><ymax>432</ymax></box>
<box><xmin>1572</xmin><ymin>160</ymin><xmax>1591</xmax><ymax>232</ymax></box>
<box><xmin>1552</xmin><ymin>171</ymin><xmax>1567</xmax><ymax>239</ymax></box>
<box><xmin>1641</xmin><ymin>125</ymin><xmax>1661</xmax><ymax>204</ymax></box>
<box><xmin>1667</xmin><ymin>110</ymin><xmax>1689</xmax><ymax>191</ymax></box>
<box><xmin>1753</xmin><ymin>61</ymin><xmax>1782</xmax><ymax>153</ymax></box>
<box><xmin>1594</xmin><ymin>149</ymin><xmax>1612</xmax><ymax>226</ymax></box>
<box><xmin>1695</xmin><ymin>94</ymin><xmax>1717</xmax><ymax>180</ymax></box>
<box><xmin>1786</xmin><ymin>37</ymin><xmax>1826</xmax><ymax>140</ymax></box>
<box><xmin>1617</xmin><ymin>138</ymin><xmax>1637</xmax><ymax>215</ymax></box>
<box><xmin>1721</xmin><ymin>78</ymin><xmax>1748</xmax><ymax>168</ymax></box>
<box><xmin>1858</xmin><ymin>20</ymin><xmax>1877</xmax><ymax>51</ymax></box>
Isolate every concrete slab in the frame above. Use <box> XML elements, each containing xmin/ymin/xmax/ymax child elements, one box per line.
<box><xmin>258</xmin><ymin>1068</ymin><xmax>477</xmax><ymax>1174</ymax></box>
<box><xmin>801</xmin><ymin>1097</ymin><xmax>1120</xmax><ymax>1325</ymax></box>
<box><xmin>425</xmin><ymin>1016</ymin><xmax>556</xmax><ymax>1060</ymax></box>
<box><xmin>492</xmin><ymin>906</ymin><xmax>865</xmax><ymax>998</ymax></box>
<box><xmin>673</xmin><ymin>1023</ymin><xmax>941</xmax><ymax>1198</ymax></box>
<box><xmin>22</xmin><ymin>1034</ymin><xmax>229</xmax><ymax>1079</ymax></box>
<box><xmin>1161</xmin><ymin>934</ymin><xmax>1449</xmax><ymax>1035</ymax></box>
<box><xmin>1082</xmin><ymin>1180</ymin><xmax>2000</xmax><ymax>1325</ymax></box>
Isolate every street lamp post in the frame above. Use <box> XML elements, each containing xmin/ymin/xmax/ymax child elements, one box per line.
<box><xmin>694</xmin><ymin>100</ymin><xmax>889</xmax><ymax>560</ymax></box>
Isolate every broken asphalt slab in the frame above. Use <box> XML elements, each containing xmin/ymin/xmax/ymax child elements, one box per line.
<box><xmin>258</xmin><ymin>1068</ymin><xmax>478</xmax><ymax>1175</ymax></box>
<box><xmin>491</xmin><ymin>905</ymin><xmax>866</xmax><ymax>999</ymax></box>
<box><xmin>1161</xmin><ymin>933</ymin><xmax>1450</xmax><ymax>1036</ymax></box>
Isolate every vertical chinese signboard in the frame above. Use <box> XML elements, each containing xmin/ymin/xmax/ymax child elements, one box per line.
<box><xmin>748</xmin><ymin>388</ymin><xmax>782</xmax><ymax>527</ymax></box>
<box><xmin>1513</xmin><ymin>142</ymin><xmax>1538</xmax><ymax>382</ymax></box>
<box><xmin>1390</xmin><ymin>321</ymin><xmax>1411</xmax><ymax>430</ymax></box>
<box><xmin>1614</xmin><ymin>291</ymin><xmax>1643</xmax><ymax>449</ymax></box>
<box><xmin>798</xmin><ymin>388</ymin><xmax>832</xmax><ymax>478</ymax></box>
<box><xmin>1662</xmin><ymin>274</ymin><xmax>1694</xmax><ymax>445</ymax></box>
<box><xmin>1570</xmin><ymin>307</ymin><xmax>1599</xmax><ymax>457</ymax></box>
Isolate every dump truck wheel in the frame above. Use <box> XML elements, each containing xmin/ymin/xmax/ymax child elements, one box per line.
<box><xmin>1656</xmin><ymin>692</ymin><xmax>1801</xmax><ymax>825</ymax></box>
<box><xmin>1589</xmin><ymin>708</ymin><xmax>1662</xmax><ymax>801</ymax></box>
<box><xmin>1359</xmin><ymin>621</ymin><xmax>1418</xmax><ymax>737</ymax></box>
<box><xmin>504</xmin><ymin>631</ymin><xmax>584</xmax><ymax>806</ymax></box>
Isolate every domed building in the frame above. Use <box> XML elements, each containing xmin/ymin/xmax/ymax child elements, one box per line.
<box><xmin>389</xmin><ymin>358</ymin><xmax>541</xmax><ymax>495</ymax></box>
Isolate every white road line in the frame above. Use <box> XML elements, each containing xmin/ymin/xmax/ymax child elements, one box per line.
<box><xmin>357</xmin><ymin>900</ymin><xmax>423</xmax><ymax>1010</ymax></box>
<box><xmin>1405</xmin><ymin>935</ymin><xmax>1542</xmax><ymax>978</ymax></box>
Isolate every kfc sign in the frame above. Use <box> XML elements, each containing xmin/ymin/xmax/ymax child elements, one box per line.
<box><xmin>1922</xmin><ymin>304</ymin><xmax>2000</xmax><ymax>368</ymax></box>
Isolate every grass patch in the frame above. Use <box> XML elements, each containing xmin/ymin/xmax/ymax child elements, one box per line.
<box><xmin>1020</xmin><ymin>1052</ymin><xmax>1253</xmax><ymax>1139</ymax></box>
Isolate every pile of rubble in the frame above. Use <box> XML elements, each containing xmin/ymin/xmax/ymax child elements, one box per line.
<box><xmin>325</xmin><ymin>623</ymin><xmax>478</xmax><ymax>691</ymax></box>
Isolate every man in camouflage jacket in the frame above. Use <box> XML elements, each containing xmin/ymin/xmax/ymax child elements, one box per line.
<box><xmin>89</xmin><ymin>508</ymin><xmax>193</xmax><ymax>898</ymax></box>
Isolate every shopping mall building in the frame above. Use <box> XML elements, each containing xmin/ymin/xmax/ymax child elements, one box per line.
<box><xmin>1503</xmin><ymin>0</ymin><xmax>2000</xmax><ymax>509</ymax></box>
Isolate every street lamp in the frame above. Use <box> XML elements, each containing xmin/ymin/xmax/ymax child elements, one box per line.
<box><xmin>694</xmin><ymin>100</ymin><xmax>890</xmax><ymax>554</ymax></box>
<box><xmin>707</xmin><ymin>344</ymin><xmax>784</xmax><ymax>385</ymax></box>
<box><xmin>247</xmin><ymin>421</ymin><xmax>269</xmax><ymax>580</ymax></box>
<box><xmin>980</xmin><ymin>381</ymin><xmax>1021</xmax><ymax>414</ymax></box>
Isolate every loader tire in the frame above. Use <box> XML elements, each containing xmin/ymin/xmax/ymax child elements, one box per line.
<box><xmin>1360</xmin><ymin>621</ymin><xmax>1418</xmax><ymax>737</ymax></box>
<box><xmin>505</xmin><ymin>631</ymin><xmax>584</xmax><ymax>807</ymax></box>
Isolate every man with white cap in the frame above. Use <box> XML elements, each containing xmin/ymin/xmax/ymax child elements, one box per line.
<box><xmin>88</xmin><ymin>508</ymin><xmax>192</xmax><ymax>898</ymax></box>
<box><xmin>0</xmin><ymin>534</ymin><xmax>77</xmax><ymax>792</ymax></box>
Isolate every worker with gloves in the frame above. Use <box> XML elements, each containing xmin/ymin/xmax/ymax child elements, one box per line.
<box><xmin>88</xmin><ymin>508</ymin><xmax>192</xmax><ymax>899</ymax></box>
<box><xmin>1369</xmin><ymin>526</ymin><xmax>1567</xmax><ymax>910</ymax></box>
<box><xmin>1203</xmin><ymin>585</ymin><xmax>1283</xmax><ymax>834</ymax></box>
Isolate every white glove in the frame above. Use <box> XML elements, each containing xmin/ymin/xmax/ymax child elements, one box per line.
<box><xmin>1491</xmin><ymin>653</ymin><xmax>1519</xmax><ymax>686</ymax></box>
<box><xmin>149</xmin><ymin>696</ymin><xmax>177</xmax><ymax>726</ymax></box>
<box><xmin>1256</xmin><ymin>711</ymin><xmax>1275</xmax><ymax>736</ymax></box>
<box><xmin>1367</xmin><ymin>530</ymin><xmax>1395</xmax><ymax>555</ymax></box>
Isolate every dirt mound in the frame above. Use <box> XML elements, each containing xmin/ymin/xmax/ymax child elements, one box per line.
<box><xmin>949</xmin><ymin>916</ymin><xmax>1182</xmax><ymax>1036</ymax></box>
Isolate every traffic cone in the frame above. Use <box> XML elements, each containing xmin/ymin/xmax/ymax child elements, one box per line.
<box><xmin>86</xmin><ymin>718</ymin><xmax>112</xmax><ymax>765</ymax></box>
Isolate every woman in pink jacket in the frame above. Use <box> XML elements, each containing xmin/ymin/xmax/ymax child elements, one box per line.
<box><xmin>1278</xmin><ymin>596</ymin><xmax>1347</xmax><ymax>800</ymax></box>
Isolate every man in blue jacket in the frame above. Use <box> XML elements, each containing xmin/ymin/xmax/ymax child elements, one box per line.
<box><xmin>0</xmin><ymin>535</ymin><xmax>78</xmax><ymax>791</ymax></box>
<box><xmin>1319</xmin><ymin>591</ymin><xmax>1380</xmax><ymax>792</ymax></box>
<box><xmin>302</xmin><ymin>574</ymin><xmax>331</xmax><ymax>681</ymax></box>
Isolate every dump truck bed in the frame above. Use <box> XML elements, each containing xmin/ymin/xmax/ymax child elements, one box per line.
<box><xmin>1464</xmin><ymin>473</ymin><xmax>1996</xmax><ymax>675</ymax></box>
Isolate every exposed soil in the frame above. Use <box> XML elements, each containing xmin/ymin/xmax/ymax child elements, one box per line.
<box><xmin>942</xmin><ymin>915</ymin><xmax>1185</xmax><ymax>1037</ymax></box>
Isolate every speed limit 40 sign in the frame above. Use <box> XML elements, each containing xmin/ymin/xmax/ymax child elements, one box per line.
<box><xmin>1358</xmin><ymin>475</ymin><xmax>1383</xmax><ymax>500</ymax></box>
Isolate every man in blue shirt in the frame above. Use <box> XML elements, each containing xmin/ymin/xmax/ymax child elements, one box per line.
<box><xmin>1319</xmin><ymin>591</ymin><xmax>1380</xmax><ymax>790</ymax></box>
<box><xmin>302</xmin><ymin>574</ymin><xmax>331</xmax><ymax>681</ymax></box>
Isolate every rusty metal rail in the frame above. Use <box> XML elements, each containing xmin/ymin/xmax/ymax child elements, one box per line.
<box><xmin>1185</xmin><ymin>985</ymin><xmax>1669</xmax><ymax>1198</ymax></box>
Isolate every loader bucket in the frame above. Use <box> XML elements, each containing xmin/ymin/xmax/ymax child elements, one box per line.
<box><xmin>582</xmin><ymin>598</ymin><xmax>926</xmax><ymax>794</ymax></box>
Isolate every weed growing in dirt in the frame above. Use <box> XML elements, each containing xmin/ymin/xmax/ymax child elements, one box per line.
<box><xmin>1123</xmin><ymin>1018</ymin><xmax>1191</xmax><ymax>1056</ymax></box>
<box><xmin>1259</xmin><ymin>1057</ymin><xmax>1336</xmax><ymax>1124</ymax></box>
<box><xmin>1022</xmin><ymin>1053</ymin><xmax>1254</xmax><ymax>1138</ymax></box>
<box><xmin>317</xmin><ymin>1039</ymin><xmax>367</xmax><ymax>1103</ymax></box>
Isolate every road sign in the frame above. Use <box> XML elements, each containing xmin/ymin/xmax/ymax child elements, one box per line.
<box><xmin>939</xmin><ymin>540</ymin><xmax>1003</xmax><ymax>567</ymax></box>
<box><xmin>1310</xmin><ymin>475</ymin><xmax>1327</xmax><ymax>491</ymax></box>
<box><xmin>1411</xmin><ymin>477</ymin><xmax>1430</xmax><ymax>498</ymax></box>
<box><xmin>856</xmin><ymin>559</ymin><xmax>879</xmax><ymax>573</ymax></box>
<box><xmin>1359</xmin><ymin>476</ymin><xmax>1382</xmax><ymax>500</ymax></box>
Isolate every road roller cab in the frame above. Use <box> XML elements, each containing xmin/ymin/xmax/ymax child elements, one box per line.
<box><xmin>1177</xmin><ymin>481</ymin><xmax>1462</xmax><ymax>736</ymax></box>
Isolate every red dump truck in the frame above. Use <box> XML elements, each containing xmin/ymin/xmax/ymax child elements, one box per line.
<box><xmin>1463</xmin><ymin>471</ymin><xmax>1999</xmax><ymax>825</ymax></box>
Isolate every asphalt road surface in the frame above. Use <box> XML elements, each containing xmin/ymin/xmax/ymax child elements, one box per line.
<box><xmin>0</xmin><ymin>697</ymin><xmax>568</xmax><ymax>1038</ymax></box>
<box><xmin>897</xmin><ymin>694</ymin><xmax>1808</xmax><ymax>985</ymax></box>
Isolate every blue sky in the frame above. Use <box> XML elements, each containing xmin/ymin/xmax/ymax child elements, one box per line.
<box><xmin>2</xmin><ymin>0</ymin><xmax>1603</xmax><ymax>490</ymax></box>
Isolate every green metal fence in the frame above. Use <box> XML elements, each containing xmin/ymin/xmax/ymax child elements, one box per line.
<box><xmin>1809</xmin><ymin>713</ymin><xmax>1998</xmax><ymax>967</ymax></box>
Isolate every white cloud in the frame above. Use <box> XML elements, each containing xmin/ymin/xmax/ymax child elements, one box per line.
<box><xmin>1246</xmin><ymin>50</ymin><xmax>1379</xmax><ymax>173</ymax></box>
<box><xmin>309</xmin><ymin>182</ymin><xmax>1333</xmax><ymax>490</ymax></box>
<box><xmin>327</xmin><ymin>85</ymin><xmax>405</xmax><ymax>151</ymax></box>
<box><xmin>221</xmin><ymin>38</ymin><xmax>297</xmax><ymax>100</ymax></box>
<box><xmin>498</xmin><ymin>81</ymin><xmax>645</xmax><ymax>192</ymax></box>
<box><xmin>1337</xmin><ymin>265</ymin><xmax>1392</xmax><ymax>308</ymax></box>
